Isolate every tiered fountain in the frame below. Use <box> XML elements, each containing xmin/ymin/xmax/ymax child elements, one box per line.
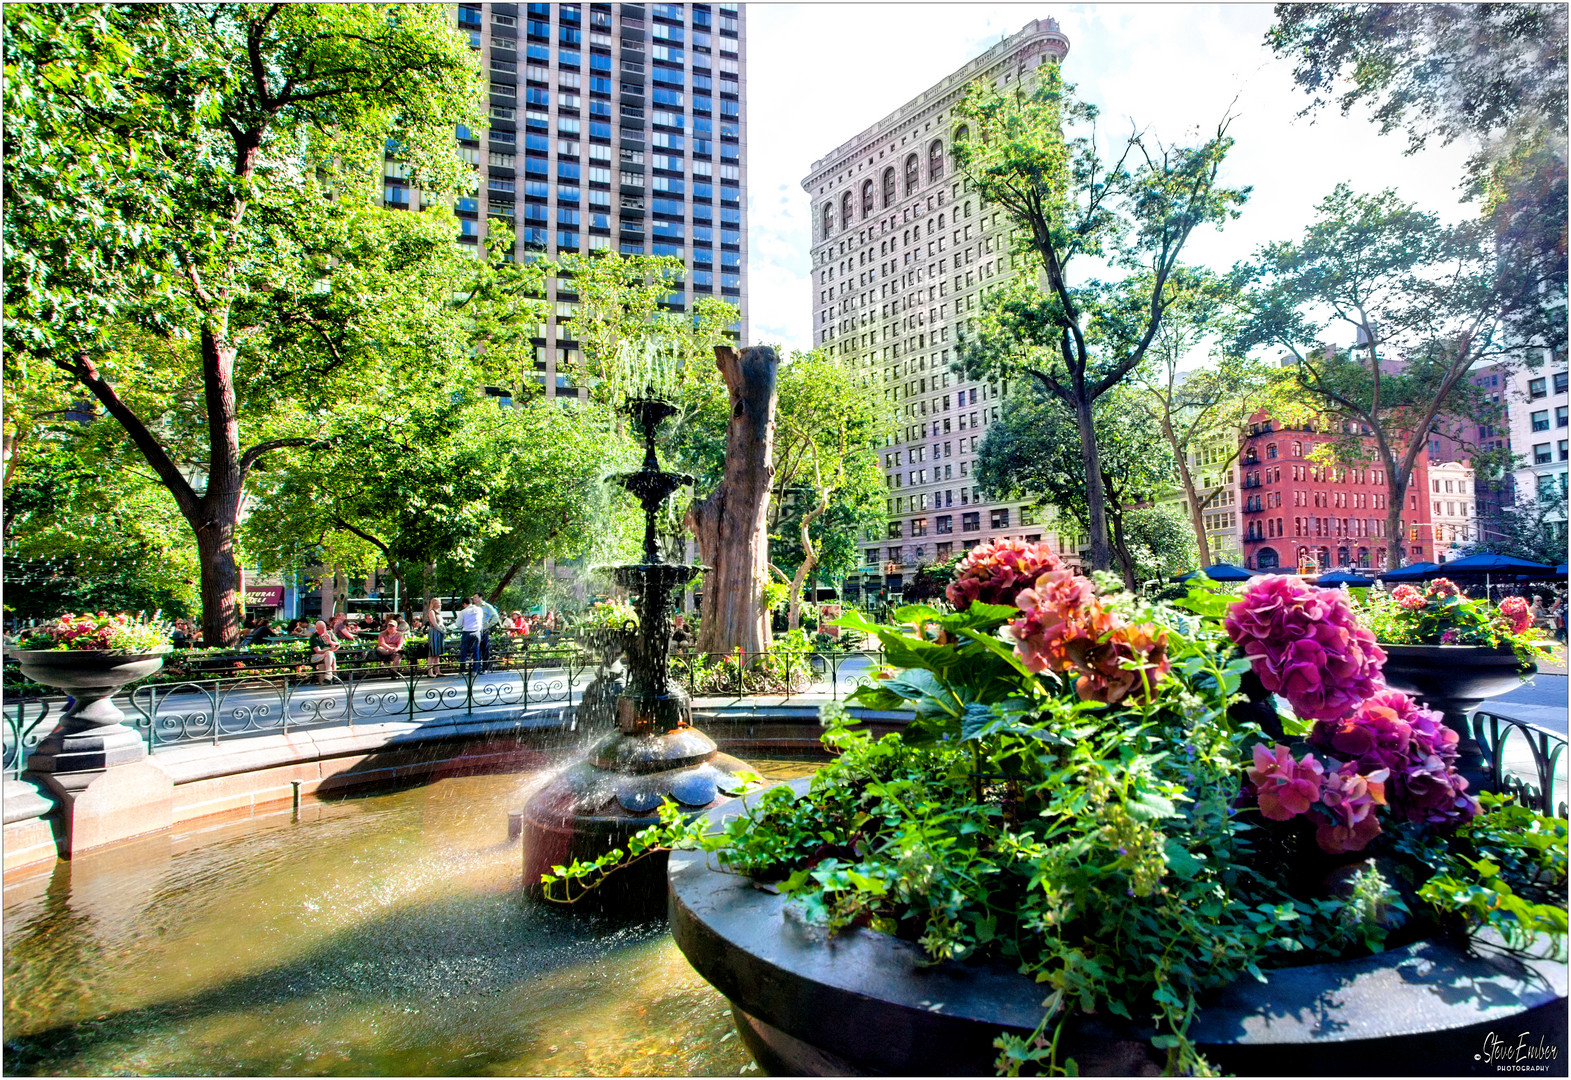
<box><xmin>521</xmin><ymin>394</ymin><xmax>753</xmax><ymax>898</ymax></box>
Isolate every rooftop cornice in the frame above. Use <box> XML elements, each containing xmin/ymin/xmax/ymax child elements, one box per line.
<box><xmin>801</xmin><ymin>17</ymin><xmax>1069</xmax><ymax>191</ymax></box>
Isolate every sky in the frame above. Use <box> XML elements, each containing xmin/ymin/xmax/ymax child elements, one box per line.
<box><xmin>742</xmin><ymin>3</ymin><xmax>1481</xmax><ymax>356</ymax></box>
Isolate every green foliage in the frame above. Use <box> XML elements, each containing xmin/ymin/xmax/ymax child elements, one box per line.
<box><xmin>242</xmin><ymin>393</ymin><xmax>639</xmax><ymax>601</ymax></box>
<box><xmin>1266</xmin><ymin>2</ymin><xmax>1567</xmax><ymax>352</ymax></box>
<box><xmin>951</xmin><ymin>63</ymin><xmax>1249</xmax><ymax>571</ymax></box>
<box><xmin>543</xmin><ymin>572</ymin><xmax>1569</xmax><ymax>1075</ymax></box>
<box><xmin>1357</xmin><ymin>583</ymin><xmax>1551</xmax><ymax>669</ymax></box>
<box><xmin>1409</xmin><ymin>793</ymin><xmax>1568</xmax><ymax>953</ymax></box>
<box><xmin>1233</xmin><ymin>184</ymin><xmax>1552</xmax><ymax>566</ymax></box>
<box><xmin>977</xmin><ymin>384</ymin><xmax>1191</xmax><ymax>586</ymax></box>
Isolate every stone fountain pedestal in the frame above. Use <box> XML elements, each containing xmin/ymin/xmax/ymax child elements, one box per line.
<box><xmin>520</xmin><ymin>395</ymin><xmax>758</xmax><ymax>903</ymax></box>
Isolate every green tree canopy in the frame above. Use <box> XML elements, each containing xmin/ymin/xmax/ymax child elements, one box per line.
<box><xmin>976</xmin><ymin>383</ymin><xmax>1186</xmax><ymax>588</ymax></box>
<box><xmin>3</xmin><ymin>3</ymin><xmax>485</xmax><ymax>643</ymax></box>
<box><xmin>952</xmin><ymin>64</ymin><xmax>1248</xmax><ymax>572</ymax></box>
<box><xmin>1233</xmin><ymin>184</ymin><xmax>1544</xmax><ymax>566</ymax></box>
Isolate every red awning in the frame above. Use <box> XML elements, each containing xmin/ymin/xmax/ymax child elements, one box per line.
<box><xmin>246</xmin><ymin>585</ymin><xmax>285</xmax><ymax>606</ymax></box>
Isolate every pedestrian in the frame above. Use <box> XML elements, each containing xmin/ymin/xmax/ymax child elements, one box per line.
<box><xmin>423</xmin><ymin>597</ymin><xmax>446</xmax><ymax>676</ymax></box>
<box><xmin>309</xmin><ymin>619</ymin><xmax>341</xmax><ymax>683</ymax></box>
<box><xmin>375</xmin><ymin>618</ymin><xmax>406</xmax><ymax>677</ymax></box>
<box><xmin>457</xmin><ymin>594</ymin><xmax>487</xmax><ymax>677</ymax></box>
<box><xmin>671</xmin><ymin>612</ymin><xmax>692</xmax><ymax>648</ymax></box>
<box><xmin>478</xmin><ymin>593</ymin><xmax>501</xmax><ymax>671</ymax></box>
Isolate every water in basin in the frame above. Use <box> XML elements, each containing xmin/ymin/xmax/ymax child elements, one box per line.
<box><xmin>3</xmin><ymin>758</ymin><xmax>820</xmax><ymax>1076</ymax></box>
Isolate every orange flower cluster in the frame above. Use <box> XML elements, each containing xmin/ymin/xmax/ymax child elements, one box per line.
<box><xmin>1011</xmin><ymin>563</ymin><xmax>1171</xmax><ymax>706</ymax></box>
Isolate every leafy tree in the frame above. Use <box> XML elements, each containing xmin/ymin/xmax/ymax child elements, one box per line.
<box><xmin>1234</xmin><ymin>184</ymin><xmax>1546</xmax><ymax>566</ymax></box>
<box><xmin>1267</xmin><ymin>4</ymin><xmax>1567</xmax><ymax>350</ymax></box>
<box><xmin>1464</xmin><ymin>489</ymin><xmax>1569</xmax><ymax>566</ymax></box>
<box><xmin>3</xmin><ymin>4</ymin><xmax>485</xmax><ymax>645</ymax></box>
<box><xmin>1130</xmin><ymin>290</ymin><xmax>1272</xmax><ymax>566</ymax></box>
<box><xmin>952</xmin><ymin>64</ymin><xmax>1249</xmax><ymax>572</ymax></box>
<box><xmin>553</xmin><ymin>250</ymin><xmax>739</xmax><ymax>407</ymax></box>
<box><xmin>976</xmin><ymin>384</ymin><xmax>1182</xmax><ymax>588</ymax></box>
<box><xmin>766</xmin><ymin>351</ymin><xmax>890</xmax><ymax>629</ymax></box>
<box><xmin>4</xmin><ymin>433</ymin><xmax>200</xmax><ymax>621</ymax></box>
<box><xmin>243</xmin><ymin>393</ymin><xmax>637</xmax><ymax>616</ymax></box>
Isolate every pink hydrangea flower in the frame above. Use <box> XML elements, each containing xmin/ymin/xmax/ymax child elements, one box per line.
<box><xmin>946</xmin><ymin>538</ymin><xmax>1065</xmax><ymax>611</ymax></box>
<box><xmin>1428</xmin><ymin>578</ymin><xmax>1460</xmax><ymax>599</ymax></box>
<box><xmin>1310</xmin><ymin>689</ymin><xmax>1475</xmax><ymax>827</ymax></box>
<box><xmin>1498</xmin><ymin>596</ymin><xmax>1533</xmax><ymax>636</ymax></box>
<box><xmin>1247</xmin><ymin>744</ymin><xmax>1325</xmax><ymax>821</ymax></box>
<box><xmin>1315</xmin><ymin>762</ymin><xmax>1389</xmax><ymax>854</ymax></box>
<box><xmin>1224</xmin><ymin>576</ymin><xmax>1386</xmax><ymax>722</ymax></box>
<box><xmin>1392</xmin><ymin>584</ymin><xmax>1427</xmax><ymax>611</ymax></box>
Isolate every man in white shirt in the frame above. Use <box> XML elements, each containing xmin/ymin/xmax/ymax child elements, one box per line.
<box><xmin>457</xmin><ymin>595</ymin><xmax>486</xmax><ymax>677</ymax></box>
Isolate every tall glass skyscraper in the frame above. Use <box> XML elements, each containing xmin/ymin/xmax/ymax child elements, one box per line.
<box><xmin>382</xmin><ymin>2</ymin><xmax>749</xmax><ymax>399</ymax></box>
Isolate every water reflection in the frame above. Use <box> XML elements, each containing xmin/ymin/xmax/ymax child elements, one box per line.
<box><xmin>3</xmin><ymin>760</ymin><xmax>817</xmax><ymax>1076</ymax></box>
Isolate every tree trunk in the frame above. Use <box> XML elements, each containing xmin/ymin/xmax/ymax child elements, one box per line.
<box><xmin>1161</xmin><ymin>414</ymin><xmax>1213</xmax><ymax>568</ymax></box>
<box><xmin>194</xmin><ymin>517</ymin><xmax>242</xmax><ymax>646</ymax></box>
<box><xmin>686</xmin><ymin>345</ymin><xmax>779</xmax><ymax>656</ymax></box>
<box><xmin>1074</xmin><ymin>392</ymin><xmax>1113</xmax><ymax>571</ymax></box>
<box><xmin>787</xmin><ymin>491</ymin><xmax>831</xmax><ymax>631</ymax></box>
<box><xmin>1385</xmin><ymin>461</ymin><xmax>1412</xmax><ymax>570</ymax></box>
<box><xmin>1105</xmin><ymin>498</ymin><xmax>1139</xmax><ymax>591</ymax></box>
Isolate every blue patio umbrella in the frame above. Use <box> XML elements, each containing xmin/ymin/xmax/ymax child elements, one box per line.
<box><xmin>1174</xmin><ymin>563</ymin><xmax>1255</xmax><ymax>583</ymax></box>
<box><xmin>1425</xmin><ymin>551</ymin><xmax>1557</xmax><ymax>589</ymax></box>
<box><xmin>1557</xmin><ymin>563</ymin><xmax>1569</xmax><ymax>579</ymax></box>
<box><xmin>1316</xmin><ymin>570</ymin><xmax>1375</xmax><ymax>587</ymax></box>
<box><xmin>1379</xmin><ymin>561</ymin><xmax>1441</xmax><ymax>582</ymax></box>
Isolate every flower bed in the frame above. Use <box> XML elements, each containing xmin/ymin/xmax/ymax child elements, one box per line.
<box><xmin>548</xmin><ymin>541</ymin><xmax>1568</xmax><ymax>1075</ymax></box>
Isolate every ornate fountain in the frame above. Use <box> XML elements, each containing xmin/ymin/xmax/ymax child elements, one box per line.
<box><xmin>521</xmin><ymin>394</ymin><xmax>753</xmax><ymax>899</ymax></box>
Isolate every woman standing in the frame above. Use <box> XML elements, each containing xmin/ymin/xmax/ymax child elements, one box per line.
<box><xmin>424</xmin><ymin>597</ymin><xmax>447</xmax><ymax>676</ymax></box>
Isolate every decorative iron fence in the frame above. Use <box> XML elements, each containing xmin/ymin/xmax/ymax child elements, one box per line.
<box><xmin>1</xmin><ymin>643</ymin><xmax>887</xmax><ymax>777</ymax></box>
<box><xmin>1473</xmin><ymin>708</ymin><xmax>1568</xmax><ymax>817</ymax></box>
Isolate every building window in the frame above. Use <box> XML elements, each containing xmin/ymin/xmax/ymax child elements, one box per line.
<box><xmin>861</xmin><ymin>179</ymin><xmax>874</xmax><ymax>218</ymax></box>
<box><xmin>1530</xmin><ymin>377</ymin><xmax>1548</xmax><ymax>399</ymax></box>
<box><xmin>905</xmin><ymin>153</ymin><xmax>920</xmax><ymax>194</ymax></box>
<box><xmin>911</xmin><ymin>517</ymin><xmax>928</xmax><ymax>536</ymax></box>
<box><xmin>1532</xmin><ymin>409</ymin><xmax>1550</xmax><ymax>431</ymax></box>
<box><xmin>928</xmin><ymin>138</ymin><xmax>944</xmax><ymax>181</ymax></box>
<box><xmin>882</xmin><ymin>167</ymin><xmax>896</xmax><ymax>208</ymax></box>
<box><xmin>1555</xmin><ymin>371</ymin><xmax>1569</xmax><ymax>395</ymax></box>
<box><xmin>840</xmin><ymin>191</ymin><xmax>853</xmax><ymax>232</ymax></box>
<box><xmin>962</xmin><ymin>511</ymin><xmax>980</xmax><ymax>532</ymax></box>
<box><xmin>1559</xmin><ymin>405</ymin><xmax>1569</xmax><ymax>428</ymax></box>
<box><xmin>989</xmin><ymin>507</ymin><xmax>1010</xmax><ymax>529</ymax></box>
<box><xmin>935</xmin><ymin>515</ymin><xmax>953</xmax><ymax>534</ymax></box>
<box><xmin>1536</xmin><ymin>443</ymin><xmax>1553</xmax><ymax>464</ymax></box>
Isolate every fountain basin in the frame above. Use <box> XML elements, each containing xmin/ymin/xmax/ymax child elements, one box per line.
<box><xmin>521</xmin><ymin>728</ymin><xmax>754</xmax><ymax>904</ymax></box>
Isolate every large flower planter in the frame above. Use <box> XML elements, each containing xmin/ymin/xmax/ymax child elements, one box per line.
<box><xmin>668</xmin><ymin>779</ymin><xmax>1567</xmax><ymax>1077</ymax></box>
<box><xmin>1378</xmin><ymin>644</ymin><xmax>1533</xmax><ymax>792</ymax></box>
<box><xmin>13</xmin><ymin>648</ymin><xmax>169</xmax><ymax>774</ymax></box>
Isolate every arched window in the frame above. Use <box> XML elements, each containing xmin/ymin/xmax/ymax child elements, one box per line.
<box><xmin>1256</xmin><ymin>547</ymin><xmax>1279</xmax><ymax>570</ymax></box>
<box><xmin>822</xmin><ymin>203</ymin><xmax>833</xmax><ymax>238</ymax></box>
<box><xmin>1291</xmin><ymin>440</ymin><xmax>1302</xmax><ymax>458</ymax></box>
<box><xmin>929</xmin><ymin>139</ymin><xmax>945</xmax><ymax>181</ymax></box>
<box><xmin>840</xmin><ymin>191</ymin><xmax>854</xmax><ymax>231</ymax></box>
<box><xmin>882</xmin><ymin>167</ymin><xmax>896</xmax><ymax>208</ymax></box>
<box><xmin>904</xmin><ymin>153</ymin><xmax>920</xmax><ymax>194</ymax></box>
<box><xmin>861</xmin><ymin>180</ymin><xmax>874</xmax><ymax>218</ymax></box>
<box><xmin>954</xmin><ymin>124</ymin><xmax>969</xmax><ymax>144</ymax></box>
<box><xmin>1266</xmin><ymin>443</ymin><xmax>1278</xmax><ymax>460</ymax></box>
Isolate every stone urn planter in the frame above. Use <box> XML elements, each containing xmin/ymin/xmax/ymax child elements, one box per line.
<box><xmin>1378</xmin><ymin>644</ymin><xmax>1533</xmax><ymax>791</ymax></box>
<box><xmin>669</xmin><ymin>778</ymin><xmax>1567</xmax><ymax>1077</ymax></box>
<box><xmin>13</xmin><ymin>648</ymin><xmax>169</xmax><ymax>775</ymax></box>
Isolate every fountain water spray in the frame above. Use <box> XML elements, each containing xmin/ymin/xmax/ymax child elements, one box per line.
<box><xmin>520</xmin><ymin>388</ymin><xmax>753</xmax><ymax>900</ymax></box>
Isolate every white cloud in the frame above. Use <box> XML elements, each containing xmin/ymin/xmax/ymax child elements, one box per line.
<box><xmin>745</xmin><ymin>4</ymin><xmax>1481</xmax><ymax>355</ymax></box>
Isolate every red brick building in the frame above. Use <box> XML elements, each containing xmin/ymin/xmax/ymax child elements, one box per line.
<box><xmin>1239</xmin><ymin>413</ymin><xmax>1434</xmax><ymax>572</ymax></box>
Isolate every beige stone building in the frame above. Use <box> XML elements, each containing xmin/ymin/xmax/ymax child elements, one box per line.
<box><xmin>1427</xmin><ymin>460</ymin><xmax>1479</xmax><ymax>562</ymax></box>
<box><xmin>800</xmin><ymin>18</ymin><xmax>1072</xmax><ymax>601</ymax></box>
